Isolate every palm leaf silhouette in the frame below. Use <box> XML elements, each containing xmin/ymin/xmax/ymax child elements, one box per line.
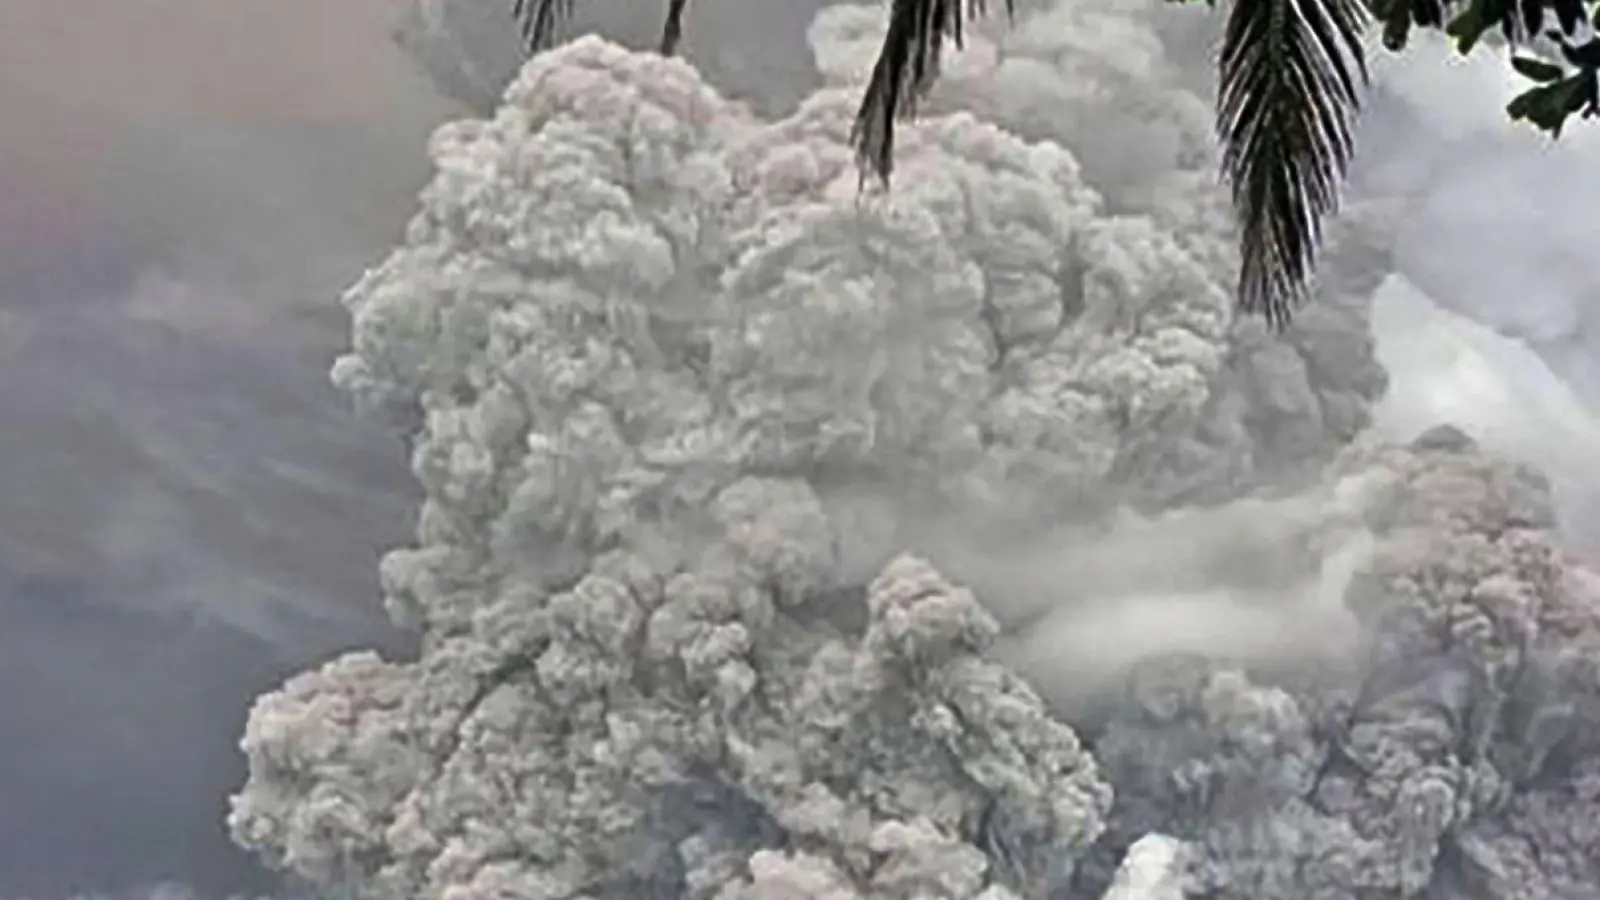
<box><xmin>850</xmin><ymin>0</ymin><xmax>1013</xmax><ymax>185</ymax></box>
<box><xmin>511</xmin><ymin>0</ymin><xmax>693</xmax><ymax>55</ymax></box>
<box><xmin>848</xmin><ymin>0</ymin><xmax>1372</xmax><ymax>327</ymax></box>
<box><xmin>1217</xmin><ymin>0</ymin><xmax>1370</xmax><ymax>325</ymax></box>
<box><xmin>661</xmin><ymin>0</ymin><xmax>691</xmax><ymax>53</ymax></box>
<box><xmin>511</xmin><ymin>0</ymin><xmax>575</xmax><ymax>52</ymax></box>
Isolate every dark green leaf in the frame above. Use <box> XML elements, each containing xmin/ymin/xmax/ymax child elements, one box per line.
<box><xmin>1565</xmin><ymin>37</ymin><xmax>1600</xmax><ymax>67</ymax></box>
<box><xmin>1519</xmin><ymin>0</ymin><xmax>1546</xmax><ymax>44</ymax></box>
<box><xmin>1511</xmin><ymin>54</ymin><xmax>1567</xmax><ymax>82</ymax></box>
<box><xmin>1553</xmin><ymin>0</ymin><xmax>1586</xmax><ymax>33</ymax></box>
<box><xmin>1381</xmin><ymin>15</ymin><xmax>1415</xmax><ymax>48</ymax></box>
<box><xmin>1447</xmin><ymin>0</ymin><xmax>1493</xmax><ymax>52</ymax></box>
<box><xmin>1579</xmin><ymin>70</ymin><xmax>1600</xmax><ymax>119</ymax></box>
<box><xmin>1369</xmin><ymin>0</ymin><xmax>1418</xmax><ymax>49</ymax></box>
<box><xmin>1506</xmin><ymin>74</ymin><xmax>1589</xmax><ymax>134</ymax></box>
<box><xmin>1382</xmin><ymin>17</ymin><xmax>1415</xmax><ymax>48</ymax></box>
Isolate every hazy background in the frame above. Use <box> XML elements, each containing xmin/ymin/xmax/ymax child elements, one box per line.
<box><xmin>2</xmin><ymin>0</ymin><xmax>1600</xmax><ymax>897</ymax></box>
<box><xmin>0</xmin><ymin>0</ymin><xmax>442</xmax><ymax>893</ymax></box>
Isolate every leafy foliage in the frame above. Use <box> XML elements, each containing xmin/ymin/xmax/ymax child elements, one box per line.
<box><xmin>1377</xmin><ymin>0</ymin><xmax>1600</xmax><ymax>136</ymax></box>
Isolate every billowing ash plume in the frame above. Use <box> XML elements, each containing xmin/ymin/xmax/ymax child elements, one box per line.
<box><xmin>228</xmin><ymin>3</ymin><xmax>1600</xmax><ymax>899</ymax></box>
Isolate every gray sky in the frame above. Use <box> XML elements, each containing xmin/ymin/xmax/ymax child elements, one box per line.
<box><xmin>0</xmin><ymin>0</ymin><xmax>450</xmax><ymax>623</ymax></box>
<box><xmin>0</xmin><ymin>0</ymin><xmax>444</xmax><ymax>894</ymax></box>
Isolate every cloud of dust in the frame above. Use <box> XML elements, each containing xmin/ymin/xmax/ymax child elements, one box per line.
<box><xmin>884</xmin><ymin>474</ymin><xmax>1382</xmax><ymax>709</ymax></box>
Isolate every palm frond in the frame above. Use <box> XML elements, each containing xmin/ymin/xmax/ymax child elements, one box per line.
<box><xmin>661</xmin><ymin>0</ymin><xmax>692</xmax><ymax>54</ymax></box>
<box><xmin>511</xmin><ymin>0</ymin><xmax>576</xmax><ymax>53</ymax></box>
<box><xmin>513</xmin><ymin>0</ymin><xmax>693</xmax><ymax>58</ymax></box>
<box><xmin>850</xmin><ymin>0</ymin><xmax>1015</xmax><ymax>185</ymax></box>
<box><xmin>1217</xmin><ymin>0</ymin><xmax>1370</xmax><ymax>327</ymax></box>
